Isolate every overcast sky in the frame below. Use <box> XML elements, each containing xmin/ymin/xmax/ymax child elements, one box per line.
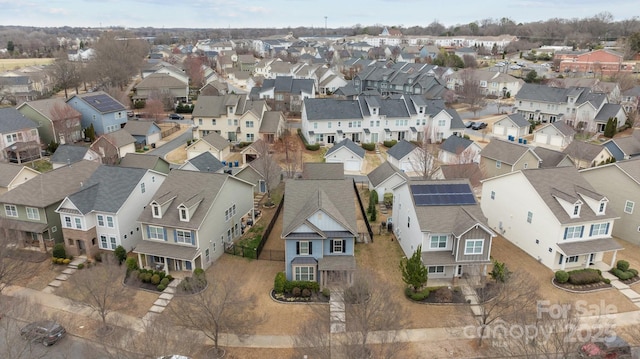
<box><xmin>1</xmin><ymin>0</ymin><xmax>638</xmax><ymax>29</ymax></box>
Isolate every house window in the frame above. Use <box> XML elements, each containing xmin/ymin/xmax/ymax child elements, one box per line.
<box><xmin>4</xmin><ymin>205</ymin><xmax>17</xmax><ymax>217</ymax></box>
<box><xmin>464</xmin><ymin>239</ymin><xmax>484</xmax><ymax>255</ymax></box>
<box><xmin>598</xmin><ymin>202</ymin><xmax>606</xmax><ymax>214</ymax></box>
<box><xmin>140</xmin><ymin>183</ymin><xmax>146</xmax><ymax>194</ymax></box>
<box><xmin>246</xmin><ymin>121</ymin><xmax>254</xmax><ymax>128</ymax></box>
<box><xmin>206</xmin><ymin>249</ymin><xmax>210</xmax><ymax>262</ymax></box>
<box><xmin>298</xmin><ymin>241</ymin><xmax>310</xmax><ymax>255</ymax></box>
<box><xmin>97</xmin><ymin>215</ymin><xmax>105</xmax><ymax>226</ymax></box>
<box><xmin>438</xmin><ymin>119</ymin><xmax>445</xmax><ymax>127</ymax></box>
<box><xmin>428</xmin><ymin>266</ymin><xmax>445</xmax><ymax>273</ymax></box>
<box><xmin>64</xmin><ymin>216</ymin><xmax>72</xmax><ymax>228</ymax></box>
<box><xmin>110</xmin><ymin>237</ymin><xmax>117</xmax><ymax>250</ymax></box>
<box><xmin>566</xmin><ymin>255</ymin><xmax>579</xmax><ymax>263</ymax></box>
<box><xmin>149</xmin><ymin>226</ymin><xmax>165</xmax><ymax>240</ymax></box>
<box><xmin>524</xmin><ymin>163</ymin><xmax>528</xmax><ymax>169</ymax></box>
<box><xmin>527</xmin><ymin>211</ymin><xmax>533</xmax><ymax>224</ymax></box>
<box><xmin>176</xmin><ymin>230</ymin><xmax>192</xmax><ymax>244</ymax></box>
<box><xmin>212</xmin><ymin>119</ymin><xmax>216</xmax><ymax>126</ymax></box>
<box><xmin>328</xmin><ymin>122</ymin><xmax>332</xmax><ymax>128</ymax></box>
<box><xmin>564</xmin><ymin>226</ymin><xmax>583</xmax><ymax>239</ymax></box>
<box><xmin>490</xmin><ymin>191</ymin><xmax>495</xmax><ymax>200</ymax></box>
<box><xmin>549</xmin><ymin>247</ymin><xmax>553</xmax><ymax>253</ymax></box>
<box><xmin>198</xmin><ymin>119</ymin><xmax>203</xmax><ymax>125</ymax></box>
<box><xmin>152</xmin><ymin>204</ymin><xmax>161</xmax><ymax>218</ymax></box>
<box><xmin>179</xmin><ymin>207</ymin><xmax>188</xmax><ymax>221</ymax></box>
<box><xmin>496</xmin><ymin>161</ymin><xmax>502</xmax><ymax>169</ymax></box>
<box><xmin>246</xmin><ymin>133</ymin><xmax>254</xmax><ymax>141</ymax></box>
<box><xmin>313</xmin><ymin>122</ymin><xmax>318</xmax><ymax>129</ymax></box>
<box><xmin>26</xmin><ymin>207</ymin><xmax>39</xmax><ymax>220</ymax></box>
<box><xmin>332</xmin><ymin>240</ymin><xmax>344</xmax><ymax>253</ymax></box>
<box><xmin>100</xmin><ymin>235</ymin><xmax>107</xmax><ymax>248</ymax></box>
<box><xmin>75</xmin><ymin>218</ymin><xmax>82</xmax><ymax>229</ymax></box>
<box><xmin>625</xmin><ymin>200</ymin><xmax>635</xmax><ymax>214</ymax></box>
<box><xmin>106</xmin><ymin>216</ymin><xmax>114</xmax><ymax>228</ymax></box>
<box><xmin>430</xmin><ymin>235</ymin><xmax>447</xmax><ymax>249</ymax></box>
<box><xmin>590</xmin><ymin>223</ymin><xmax>609</xmax><ymax>236</ymax></box>
<box><xmin>227</xmin><ymin>119</ymin><xmax>232</xmax><ymax>126</ymax></box>
<box><xmin>294</xmin><ymin>266</ymin><xmax>315</xmax><ymax>281</ymax></box>
<box><xmin>407</xmin><ymin>216</ymin><xmax>410</xmax><ymax>228</ymax></box>
<box><xmin>573</xmin><ymin>205</ymin><xmax>580</xmax><ymax>216</ymax></box>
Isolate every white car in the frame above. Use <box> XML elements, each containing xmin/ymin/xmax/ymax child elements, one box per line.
<box><xmin>509</xmin><ymin>65</ymin><xmax>521</xmax><ymax>70</ymax></box>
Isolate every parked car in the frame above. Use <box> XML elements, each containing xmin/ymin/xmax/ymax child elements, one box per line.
<box><xmin>20</xmin><ymin>321</ymin><xmax>66</xmax><ymax>346</ymax></box>
<box><xmin>168</xmin><ymin>113</ymin><xmax>184</xmax><ymax>120</ymax></box>
<box><xmin>127</xmin><ymin>111</ymin><xmax>135</xmax><ymax>117</ymax></box>
<box><xmin>472</xmin><ymin>122</ymin><xmax>487</xmax><ymax>130</ymax></box>
<box><xmin>465</xmin><ymin>121</ymin><xmax>475</xmax><ymax>128</ymax></box>
<box><xmin>579</xmin><ymin>336</ymin><xmax>631</xmax><ymax>358</ymax></box>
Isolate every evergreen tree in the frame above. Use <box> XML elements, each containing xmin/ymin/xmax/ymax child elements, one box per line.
<box><xmin>400</xmin><ymin>245</ymin><xmax>428</xmax><ymax>292</ymax></box>
<box><xmin>604</xmin><ymin>117</ymin><xmax>615</xmax><ymax>138</ymax></box>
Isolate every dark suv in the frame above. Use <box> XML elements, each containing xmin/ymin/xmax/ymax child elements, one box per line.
<box><xmin>168</xmin><ymin>113</ymin><xmax>184</xmax><ymax>120</ymax></box>
<box><xmin>20</xmin><ymin>321</ymin><xmax>66</xmax><ymax>346</ymax></box>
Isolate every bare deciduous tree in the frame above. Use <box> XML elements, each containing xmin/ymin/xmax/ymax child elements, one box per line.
<box><xmin>459</xmin><ymin>69</ymin><xmax>487</xmax><ymax>117</ymax></box>
<box><xmin>0</xmin><ymin>297</ymin><xmax>51</xmax><ymax>359</ymax></box>
<box><xmin>412</xmin><ymin>126</ymin><xmax>440</xmax><ymax>179</ymax></box>
<box><xmin>251</xmin><ymin>139</ymin><xmax>283</xmax><ymax>205</ymax></box>
<box><xmin>0</xmin><ymin>231</ymin><xmax>32</xmax><ymax>295</ymax></box>
<box><xmin>48</xmin><ymin>53</ymin><xmax>80</xmax><ymax>99</ymax></box>
<box><xmin>50</xmin><ymin>102</ymin><xmax>82</xmax><ymax>144</ymax></box>
<box><xmin>277</xmin><ymin>129</ymin><xmax>303</xmax><ymax>178</ymax></box>
<box><xmin>88</xmin><ymin>32</ymin><xmax>149</xmax><ymax>90</ymax></box>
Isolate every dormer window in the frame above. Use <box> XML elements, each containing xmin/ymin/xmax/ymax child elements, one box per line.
<box><xmin>152</xmin><ymin>204</ymin><xmax>161</xmax><ymax>218</ymax></box>
<box><xmin>179</xmin><ymin>205</ymin><xmax>189</xmax><ymax>222</ymax></box>
<box><xmin>573</xmin><ymin>204</ymin><xmax>580</xmax><ymax>216</ymax></box>
<box><xmin>598</xmin><ymin>201</ymin><xmax>606</xmax><ymax>214</ymax></box>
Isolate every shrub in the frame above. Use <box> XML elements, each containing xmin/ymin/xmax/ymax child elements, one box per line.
<box><xmin>62</xmin><ymin>258</ymin><xmax>71</xmax><ymax>265</ymax></box>
<box><xmin>77</xmin><ymin>263</ymin><xmax>84</xmax><ymax>270</ymax></box>
<box><xmin>284</xmin><ymin>280</ymin><xmax>319</xmax><ymax>293</ymax></box>
<box><xmin>114</xmin><ymin>245</ymin><xmax>127</xmax><ymax>265</ymax></box>
<box><xmin>193</xmin><ymin>268</ymin><xmax>205</xmax><ymax>277</ymax></box>
<box><xmin>151</xmin><ymin>274</ymin><xmax>161</xmax><ymax>285</ymax></box>
<box><xmin>555</xmin><ymin>270</ymin><xmax>569</xmax><ymax>284</ymax></box>
<box><xmin>157</xmin><ymin>284</ymin><xmax>166</xmax><ymax>291</ymax></box>
<box><xmin>383</xmin><ymin>140</ymin><xmax>397</xmax><ymax>148</ymax></box>
<box><xmin>94</xmin><ymin>252</ymin><xmax>102</xmax><ymax>262</ymax></box>
<box><xmin>410</xmin><ymin>288</ymin><xmax>430</xmax><ymax>301</ymax></box>
<box><xmin>305</xmin><ymin>143</ymin><xmax>320</xmax><ymax>151</ymax></box>
<box><xmin>302</xmin><ymin>288</ymin><xmax>311</xmax><ymax>297</ymax></box>
<box><xmin>52</xmin><ymin>243</ymin><xmax>66</xmax><ymax>259</ymax></box>
<box><xmin>292</xmin><ymin>287</ymin><xmax>302</xmax><ymax>297</ymax></box>
<box><xmin>138</xmin><ymin>272</ymin><xmax>146</xmax><ymax>281</ymax></box>
<box><xmin>630</xmin><ymin>269</ymin><xmax>638</xmax><ymax>277</ymax></box>
<box><xmin>361</xmin><ymin>142</ymin><xmax>376</xmax><ymax>151</ymax></box>
<box><xmin>178</xmin><ymin>275</ymin><xmax>207</xmax><ymax>294</ymax></box>
<box><xmin>603</xmin><ymin>278</ymin><xmax>611</xmax><ymax>285</ymax></box>
<box><xmin>274</xmin><ymin>272</ymin><xmax>286</xmax><ymax>294</ymax></box>
<box><xmin>433</xmin><ymin>287</ymin><xmax>453</xmax><ymax>303</ymax></box>
<box><xmin>51</xmin><ymin>257</ymin><xmax>58</xmax><ymax>264</ymax></box>
<box><xmin>166</xmin><ymin>275</ymin><xmax>174</xmax><ymax>282</ymax></box>
<box><xmin>611</xmin><ymin>268</ymin><xmax>635</xmax><ymax>280</ymax></box>
<box><xmin>142</xmin><ymin>273</ymin><xmax>153</xmax><ymax>283</ymax></box>
<box><xmin>567</xmin><ymin>268</ymin><xmax>602</xmax><ymax>285</ymax></box>
<box><xmin>160</xmin><ymin>278</ymin><xmax>170</xmax><ymax>286</ymax></box>
<box><xmin>322</xmin><ymin>288</ymin><xmax>330</xmax><ymax>298</ymax></box>
<box><xmin>125</xmin><ymin>257</ymin><xmax>138</xmax><ymax>272</ymax></box>
<box><xmin>617</xmin><ymin>260</ymin><xmax>630</xmax><ymax>272</ymax></box>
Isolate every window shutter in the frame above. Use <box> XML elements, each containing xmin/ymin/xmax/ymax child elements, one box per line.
<box><xmin>191</xmin><ymin>231</ymin><xmax>196</xmax><ymax>245</ymax></box>
<box><xmin>563</xmin><ymin>228</ymin><xmax>568</xmax><ymax>239</ymax></box>
<box><xmin>342</xmin><ymin>240</ymin><xmax>346</xmax><ymax>253</ymax></box>
<box><xmin>163</xmin><ymin>227</ymin><xmax>168</xmax><ymax>242</ymax></box>
<box><xmin>173</xmin><ymin>230</ymin><xmax>177</xmax><ymax>243</ymax></box>
<box><xmin>559</xmin><ymin>254</ymin><xmax>564</xmax><ymax>265</ymax></box>
<box><xmin>329</xmin><ymin>240</ymin><xmax>334</xmax><ymax>253</ymax></box>
<box><xmin>605</xmin><ymin>223</ymin><xmax>610</xmax><ymax>234</ymax></box>
<box><xmin>296</xmin><ymin>241</ymin><xmax>300</xmax><ymax>255</ymax></box>
<box><xmin>146</xmin><ymin>226</ymin><xmax>150</xmax><ymax>239</ymax></box>
<box><xmin>309</xmin><ymin>242</ymin><xmax>313</xmax><ymax>255</ymax></box>
<box><xmin>579</xmin><ymin>226</ymin><xmax>584</xmax><ymax>237</ymax></box>
<box><xmin>589</xmin><ymin>225</ymin><xmax>594</xmax><ymax>236</ymax></box>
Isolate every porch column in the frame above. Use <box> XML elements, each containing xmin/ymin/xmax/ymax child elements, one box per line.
<box><xmin>37</xmin><ymin>233</ymin><xmax>45</xmax><ymax>252</ymax></box>
<box><xmin>611</xmin><ymin>250</ymin><xmax>618</xmax><ymax>268</ymax></box>
<box><xmin>482</xmin><ymin>264</ymin><xmax>487</xmax><ymax>276</ymax></box>
<box><xmin>137</xmin><ymin>253</ymin><xmax>143</xmax><ymax>269</ymax></box>
<box><xmin>163</xmin><ymin>256</ymin><xmax>169</xmax><ymax>275</ymax></box>
<box><xmin>561</xmin><ymin>259</ymin><xmax>566</xmax><ymax>271</ymax></box>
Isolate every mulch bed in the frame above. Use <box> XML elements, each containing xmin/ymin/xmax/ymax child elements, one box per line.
<box><xmin>412</xmin><ymin>286</ymin><xmax>467</xmax><ymax>304</ymax></box>
<box><xmin>7</xmin><ymin>249</ymin><xmax>49</xmax><ymax>263</ymax></box>
<box><xmin>619</xmin><ymin>276</ymin><xmax>640</xmax><ymax>285</ymax></box>
<box><xmin>271</xmin><ymin>290</ymin><xmax>330</xmax><ymax>303</ymax></box>
<box><xmin>124</xmin><ymin>275</ymin><xmax>164</xmax><ymax>292</ymax></box>
<box><xmin>552</xmin><ymin>279</ymin><xmax>612</xmax><ymax>292</ymax></box>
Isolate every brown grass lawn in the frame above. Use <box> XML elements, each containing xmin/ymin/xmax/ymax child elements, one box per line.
<box><xmin>0</xmin><ymin>58</ymin><xmax>54</xmax><ymax>71</ymax></box>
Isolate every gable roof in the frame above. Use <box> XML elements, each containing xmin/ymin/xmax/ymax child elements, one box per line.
<box><xmin>282</xmin><ymin>179</ymin><xmax>357</xmax><ymax>237</ymax></box>
<box><xmin>502</xmin><ymin>113</ymin><xmax>530</xmax><ymax>127</ymax></box>
<box><xmin>546</xmin><ymin>121</ymin><xmax>577</xmax><ymax>137</ymax></box>
<box><xmin>101</xmin><ymin>129</ymin><xmax>136</xmax><ymax>148</ymax></box>
<box><xmin>136</xmin><ymin>73</ymin><xmax>187</xmax><ymax>89</ymax></box>
<box><xmin>65</xmin><ymin>166</ymin><xmax>149</xmax><ymax>214</ymax></box>
<box><xmin>261</xmin><ymin>76</ymin><xmax>315</xmax><ymax>95</ymax></box>
<box><xmin>70</xmin><ymin>91</ymin><xmax>126</xmax><ymax>114</ymax></box>
<box><xmin>199</xmin><ymin>131</ymin><xmax>231</xmax><ymax>150</ymax></box>
<box><xmin>182</xmin><ymin>152</ymin><xmax>224</xmax><ymax>172</ymax></box>
<box><xmin>515</xmin><ymin>84</ymin><xmax>606</xmax><ymax>109</ymax></box>
<box><xmin>386</xmin><ymin>139</ymin><xmax>417</xmax><ymax>160</ymax></box>
<box><xmin>123</xmin><ymin>120</ymin><xmax>161</xmax><ymax>136</ymax></box>
<box><xmin>594</xmin><ymin>103</ymin><xmax>623</xmax><ymax>123</ymax></box>
<box><xmin>440</xmin><ymin>135</ymin><xmax>475</xmax><ymax>154</ymax></box>
<box><xmin>0</xmin><ymin>108</ymin><xmax>38</xmax><ymax>133</ymax></box>
<box><xmin>119</xmin><ymin>153</ymin><xmax>168</xmax><ymax>170</ymax></box>
<box><xmin>302</xmin><ymin>163</ymin><xmax>345</xmax><ymax>180</ymax></box>
<box><xmin>0</xmin><ymin>163</ymin><xmax>38</xmax><ymax>187</ymax></box>
<box><xmin>51</xmin><ymin>145</ymin><xmax>91</xmax><ymax>165</ymax></box>
<box><xmin>17</xmin><ymin>98</ymin><xmax>81</xmax><ymax>121</ymax></box>
<box><xmin>533</xmin><ymin>147</ymin><xmax>573</xmax><ymax>168</ymax></box>
<box><xmin>563</xmin><ymin>141</ymin><xmax>609</xmax><ymax>162</ymax></box>
<box><xmin>605</xmin><ymin>129</ymin><xmax>640</xmax><ymax>159</ymax></box>
<box><xmin>480</xmin><ymin>138</ymin><xmax>539</xmax><ymax>165</ymax></box>
<box><xmin>436</xmin><ymin>163</ymin><xmax>483</xmax><ymax>188</ymax></box>
<box><xmin>259</xmin><ymin>111</ymin><xmax>282</xmax><ymax>134</ymax></box>
<box><xmin>367</xmin><ymin>161</ymin><xmax>406</xmax><ymax>187</ymax></box>
<box><xmin>0</xmin><ymin>160</ymin><xmax>101</xmax><ymax>207</ymax></box>
<box><xmin>325</xmin><ymin>138</ymin><xmax>365</xmax><ymax>158</ymax></box>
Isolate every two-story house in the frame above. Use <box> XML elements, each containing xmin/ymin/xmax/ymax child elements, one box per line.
<box><xmin>392</xmin><ymin>179</ymin><xmax>496</xmax><ymax>280</ymax></box>
<box><xmin>133</xmin><ymin>73</ymin><xmax>189</xmax><ymax>104</ymax></box>
<box><xmin>55</xmin><ymin>166</ymin><xmax>167</xmax><ymax>257</ymax></box>
<box><xmin>352</xmin><ymin>62</ymin><xmax>450</xmax><ymax>98</ymax></box>
<box><xmin>66</xmin><ymin>91</ymin><xmax>128</xmax><ymax>136</ymax></box>
<box><xmin>479</xmin><ymin>138</ymin><xmax>541</xmax><ymax>178</ymax></box>
<box><xmin>250</xmin><ymin>76</ymin><xmax>315</xmax><ymax>114</ymax></box>
<box><xmin>191</xmin><ymin>94</ymin><xmax>269</xmax><ymax>143</ymax></box>
<box><xmin>0</xmin><ymin>160</ymin><xmax>100</xmax><ymax>251</ymax></box>
<box><xmin>0</xmin><ymin>108</ymin><xmax>41</xmax><ymax>164</ymax></box>
<box><xmin>481</xmin><ymin>166</ymin><xmax>622</xmax><ymax>271</ymax></box>
<box><xmin>282</xmin><ymin>179</ymin><xmax>359</xmax><ymax>288</ymax></box>
<box><xmin>134</xmin><ymin>170</ymin><xmax>254</xmax><ymax>274</ymax></box>
<box><xmin>17</xmin><ymin>98</ymin><xmax>83</xmax><ymax>145</ymax></box>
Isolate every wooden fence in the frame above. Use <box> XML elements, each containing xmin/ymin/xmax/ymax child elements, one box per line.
<box><xmin>353</xmin><ymin>179</ymin><xmax>374</xmax><ymax>242</ymax></box>
<box><xmin>256</xmin><ymin>194</ymin><xmax>285</xmax><ymax>260</ymax></box>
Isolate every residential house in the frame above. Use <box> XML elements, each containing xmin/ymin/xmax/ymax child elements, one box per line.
<box><xmin>135</xmin><ymin>170</ymin><xmax>255</xmax><ymax>274</ymax></box>
<box><xmin>491</xmin><ymin>113</ymin><xmax>530</xmax><ymax>140</ymax></box>
<box><xmin>548</xmin><ymin>78</ymin><xmax>621</xmax><ymax>104</ymax></box>
<box><xmin>66</xmin><ymin>91</ymin><xmax>128</xmax><ymax>136</ymax></box>
<box><xmin>367</xmin><ymin>161</ymin><xmax>407</xmax><ymax>203</ymax></box>
<box><xmin>234</xmin><ymin>156</ymin><xmax>281</xmax><ymax>194</ymax></box>
<box><xmin>431</xmin><ymin>163</ymin><xmax>483</xmax><ymax>197</ymax></box>
<box><xmin>621</xmin><ymin>86</ymin><xmax>640</xmax><ymax>115</ymax></box>
<box><xmin>479</xmin><ymin>138</ymin><xmax>541</xmax><ymax>178</ymax></box>
<box><xmin>563</xmin><ymin>141</ymin><xmax>614</xmax><ymax>169</ymax></box>
<box><xmin>324</xmin><ymin>138</ymin><xmax>365</xmax><ymax>172</ymax></box>
<box><xmin>581</xmin><ymin>158</ymin><xmax>640</xmax><ymax>245</ymax></box>
<box><xmin>532</xmin><ymin>147</ymin><xmax>574</xmax><ymax>168</ymax></box>
<box><xmin>352</xmin><ymin>62</ymin><xmax>450</xmax><ymax>98</ymax></box>
<box><xmin>0</xmin><ymin>75</ymin><xmax>37</xmax><ymax>104</ymax></box>
<box><xmin>240</xmin><ymin>139</ymin><xmax>264</xmax><ymax>164</ymax></box>
<box><xmin>438</xmin><ymin>135</ymin><xmax>482</xmax><ymax>164</ymax></box>
<box><xmin>55</xmin><ymin>166</ymin><xmax>167</xmax><ymax>257</ymax></box>
<box><xmin>314</xmin><ymin>67</ymin><xmax>349</xmax><ymax>96</ymax></box>
<box><xmin>133</xmin><ymin>73</ymin><xmax>189</xmax><ymax>104</ymax></box>
<box><xmin>557</xmin><ymin>49</ymin><xmax>635</xmax><ymax>76</ymax></box>
<box><xmin>123</xmin><ymin>120</ymin><xmax>162</xmax><ymax>148</ymax></box>
<box><xmin>514</xmin><ymin>84</ymin><xmax>626</xmax><ymax>134</ymax></box>
<box><xmin>119</xmin><ymin>153</ymin><xmax>171</xmax><ymax>174</ymax></box>
<box><xmin>90</xmin><ymin>129</ymin><xmax>137</xmax><ymax>165</ymax></box>
<box><xmin>281</xmin><ymin>179</ymin><xmax>359</xmax><ymax>288</ymax></box>
<box><xmin>17</xmin><ymin>98</ymin><xmax>83</xmax><ymax>145</ymax></box>
<box><xmin>0</xmin><ymin>160</ymin><xmax>100</xmax><ymax>251</ymax></box>
<box><xmin>386</xmin><ymin>140</ymin><xmax>422</xmax><ymax>172</ymax></box>
<box><xmin>186</xmin><ymin>131</ymin><xmax>232</xmax><ymax>161</ymax></box>
<box><xmin>50</xmin><ymin>144</ymin><xmax>101</xmax><ymax>169</ymax></box>
<box><xmin>0</xmin><ymin>108</ymin><xmax>41</xmax><ymax>164</ymax></box>
<box><xmin>446</xmin><ymin>69</ymin><xmax>523</xmax><ymax>98</ymax></box>
<box><xmin>481</xmin><ymin>166</ymin><xmax>623</xmax><ymax>271</ymax></box>
<box><xmin>250</xmin><ymin>76</ymin><xmax>315</xmax><ymax>114</ymax></box>
<box><xmin>532</xmin><ymin>121</ymin><xmax>576</xmax><ymax>149</ymax></box>
<box><xmin>602</xmin><ymin>129</ymin><xmax>640</xmax><ymax>161</ymax></box>
<box><xmin>190</xmin><ymin>94</ymin><xmax>269</xmax><ymax>143</ymax></box>
<box><xmin>392</xmin><ymin>179</ymin><xmax>496</xmax><ymax>280</ymax></box>
<box><xmin>259</xmin><ymin>111</ymin><xmax>286</xmax><ymax>143</ymax></box>
<box><xmin>0</xmin><ymin>163</ymin><xmax>39</xmax><ymax>194</ymax></box>
<box><xmin>179</xmin><ymin>152</ymin><xmax>225</xmax><ymax>173</ymax></box>
<box><xmin>301</xmin><ymin>96</ymin><xmax>465</xmax><ymax>146</ymax></box>
<box><xmin>302</xmin><ymin>162</ymin><xmax>345</xmax><ymax>180</ymax></box>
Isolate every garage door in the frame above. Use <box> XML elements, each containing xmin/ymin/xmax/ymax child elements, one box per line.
<box><xmin>550</xmin><ymin>135</ymin><xmax>563</xmax><ymax>147</ymax></box>
<box><xmin>506</xmin><ymin>128</ymin><xmax>518</xmax><ymax>138</ymax></box>
<box><xmin>187</xmin><ymin>151</ymin><xmax>203</xmax><ymax>160</ymax></box>
<box><xmin>493</xmin><ymin>125</ymin><xmax>505</xmax><ymax>136</ymax></box>
<box><xmin>535</xmin><ymin>133</ymin><xmax>549</xmax><ymax>145</ymax></box>
<box><xmin>345</xmin><ymin>160</ymin><xmax>360</xmax><ymax>172</ymax></box>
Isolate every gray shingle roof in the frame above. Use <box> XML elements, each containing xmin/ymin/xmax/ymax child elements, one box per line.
<box><xmin>18</xmin><ymin>98</ymin><xmax>81</xmax><ymax>121</ymax></box>
<box><xmin>0</xmin><ymin>160</ymin><xmax>101</xmax><ymax>207</ymax></box>
<box><xmin>259</xmin><ymin>111</ymin><xmax>282</xmax><ymax>134</ymax></box>
<box><xmin>119</xmin><ymin>153</ymin><xmax>167</xmax><ymax>170</ymax></box>
<box><xmin>124</xmin><ymin>120</ymin><xmax>160</xmax><ymax>136</ymax></box>
<box><xmin>606</xmin><ymin>130</ymin><xmax>640</xmax><ymax>158</ymax></box>
<box><xmin>325</xmin><ymin>138</ymin><xmax>365</xmax><ymax>158</ymax></box>
<box><xmin>515</xmin><ymin>84</ymin><xmax>606</xmax><ymax>109</ymax></box>
<box><xmin>199</xmin><ymin>131</ymin><xmax>231</xmax><ymax>150</ymax></box>
<box><xmin>594</xmin><ymin>103</ymin><xmax>622</xmax><ymax>123</ymax></box>
<box><xmin>386</xmin><ymin>139</ymin><xmax>417</xmax><ymax>160</ymax></box>
<box><xmin>0</xmin><ymin>163</ymin><xmax>36</xmax><ymax>187</ymax></box>
<box><xmin>437</xmin><ymin>163</ymin><xmax>482</xmax><ymax>187</ymax></box>
<box><xmin>548</xmin><ymin>121</ymin><xmax>577</xmax><ymax>137</ymax></box>
<box><xmin>261</xmin><ymin>76</ymin><xmax>315</xmax><ymax>95</ymax></box>
<box><xmin>563</xmin><ymin>141</ymin><xmax>608</xmax><ymax>162</ymax></box>
<box><xmin>505</xmin><ymin>113</ymin><xmax>530</xmax><ymax>127</ymax></box>
<box><xmin>367</xmin><ymin>161</ymin><xmax>405</xmax><ymax>187</ymax></box>
<box><xmin>303</xmin><ymin>98</ymin><xmax>364</xmax><ymax>121</ymax></box>
<box><xmin>302</xmin><ymin>163</ymin><xmax>345</xmax><ymax>180</ymax></box>
<box><xmin>66</xmin><ymin>166</ymin><xmax>148</xmax><ymax>214</ymax></box>
<box><xmin>0</xmin><ymin>108</ymin><xmax>38</xmax><ymax>133</ymax></box>
<box><xmin>136</xmin><ymin>73</ymin><xmax>187</xmax><ymax>89</ymax></box>
<box><xmin>102</xmin><ymin>129</ymin><xmax>136</xmax><ymax>147</ymax></box>
<box><xmin>183</xmin><ymin>152</ymin><xmax>224</xmax><ymax>172</ymax></box>
<box><xmin>480</xmin><ymin>138</ymin><xmax>537</xmax><ymax>165</ymax></box>
<box><xmin>51</xmin><ymin>145</ymin><xmax>91</xmax><ymax>165</ymax></box>
<box><xmin>533</xmin><ymin>147</ymin><xmax>572</xmax><ymax>168</ymax></box>
<box><xmin>282</xmin><ymin>179</ymin><xmax>357</xmax><ymax>237</ymax></box>
<box><xmin>440</xmin><ymin>135</ymin><xmax>474</xmax><ymax>154</ymax></box>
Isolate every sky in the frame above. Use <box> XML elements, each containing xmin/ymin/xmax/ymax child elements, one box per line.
<box><xmin>1</xmin><ymin>0</ymin><xmax>638</xmax><ymax>29</ymax></box>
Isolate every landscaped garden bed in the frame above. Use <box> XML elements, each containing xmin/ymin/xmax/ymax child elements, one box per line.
<box><xmin>123</xmin><ymin>257</ymin><xmax>174</xmax><ymax>292</ymax></box>
<box><xmin>609</xmin><ymin>260</ymin><xmax>640</xmax><ymax>285</ymax></box>
<box><xmin>271</xmin><ymin>272</ymin><xmax>329</xmax><ymax>303</ymax></box>
<box><xmin>552</xmin><ymin>268</ymin><xmax>612</xmax><ymax>292</ymax></box>
<box><xmin>405</xmin><ymin>286</ymin><xmax>467</xmax><ymax>304</ymax></box>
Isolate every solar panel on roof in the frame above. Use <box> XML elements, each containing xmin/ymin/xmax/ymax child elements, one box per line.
<box><xmin>85</xmin><ymin>94</ymin><xmax>125</xmax><ymax>113</ymax></box>
<box><xmin>410</xmin><ymin>183</ymin><xmax>476</xmax><ymax>206</ymax></box>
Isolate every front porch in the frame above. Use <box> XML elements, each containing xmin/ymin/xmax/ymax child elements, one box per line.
<box><xmin>4</xmin><ymin>141</ymin><xmax>42</xmax><ymax>164</ymax></box>
<box><xmin>0</xmin><ymin>218</ymin><xmax>53</xmax><ymax>252</ymax></box>
<box><xmin>422</xmin><ymin>251</ymin><xmax>491</xmax><ymax>285</ymax></box>
<box><xmin>134</xmin><ymin>240</ymin><xmax>202</xmax><ymax>275</ymax></box>
<box><xmin>556</xmin><ymin>237</ymin><xmax>624</xmax><ymax>271</ymax></box>
<box><xmin>318</xmin><ymin>256</ymin><xmax>356</xmax><ymax>290</ymax></box>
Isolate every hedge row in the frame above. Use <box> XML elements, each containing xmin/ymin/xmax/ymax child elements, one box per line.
<box><xmin>297</xmin><ymin>129</ymin><xmax>320</xmax><ymax>151</ymax></box>
<box><xmin>566</xmin><ymin>268</ymin><xmax>603</xmax><ymax>285</ymax></box>
<box><xmin>383</xmin><ymin>140</ymin><xmax>397</xmax><ymax>148</ymax></box>
<box><xmin>361</xmin><ymin>142</ymin><xmax>376</xmax><ymax>151</ymax></box>
<box><xmin>273</xmin><ymin>272</ymin><xmax>319</xmax><ymax>294</ymax></box>
<box><xmin>610</xmin><ymin>260</ymin><xmax>638</xmax><ymax>280</ymax></box>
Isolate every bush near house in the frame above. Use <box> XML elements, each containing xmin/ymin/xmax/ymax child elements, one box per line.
<box><xmin>383</xmin><ymin>140</ymin><xmax>397</xmax><ymax>148</ymax></box>
<box><xmin>362</xmin><ymin>143</ymin><xmax>376</xmax><ymax>151</ymax></box>
<box><xmin>52</xmin><ymin>243</ymin><xmax>66</xmax><ymax>259</ymax></box>
<box><xmin>610</xmin><ymin>260</ymin><xmax>639</xmax><ymax>281</ymax></box>
<box><xmin>555</xmin><ymin>270</ymin><xmax>569</xmax><ymax>284</ymax></box>
<box><xmin>567</xmin><ymin>268</ymin><xmax>604</xmax><ymax>285</ymax></box>
<box><xmin>297</xmin><ymin>129</ymin><xmax>321</xmax><ymax>151</ymax></box>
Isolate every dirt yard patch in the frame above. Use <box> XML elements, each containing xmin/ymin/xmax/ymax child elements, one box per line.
<box><xmin>0</xmin><ymin>58</ymin><xmax>54</xmax><ymax>71</ymax></box>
